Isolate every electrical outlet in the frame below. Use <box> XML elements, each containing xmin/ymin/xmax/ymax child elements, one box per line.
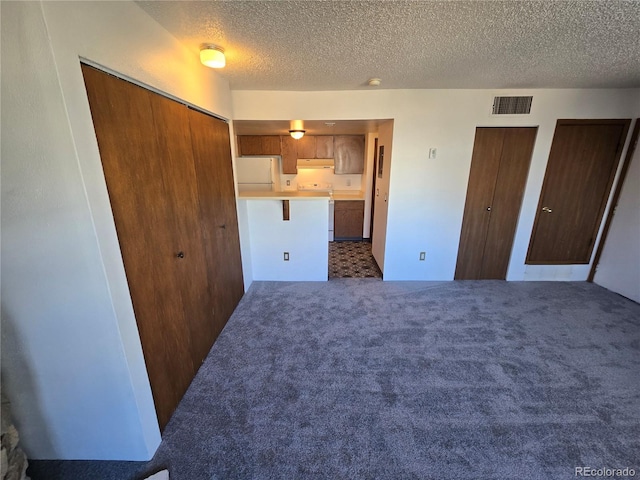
<box><xmin>419</xmin><ymin>252</ymin><xmax>426</xmax><ymax>261</ymax></box>
<box><xmin>284</xmin><ymin>252</ymin><xmax>289</xmax><ymax>261</ymax></box>
<box><xmin>286</xmin><ymin>180</ymin><xmax>291</xmax><ymax>186</ymax></box>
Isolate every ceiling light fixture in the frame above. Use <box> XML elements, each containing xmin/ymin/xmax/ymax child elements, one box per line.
<box><xmin>200</xmin><ymin>44</ymin><xmax>226</xmax><ymax>68</ymax></box>
<box><xmin>368</xmin><ymin>78</ymin><xmax>381</xmax><ymax>87</ymax></box>
<box><xmin>289</xmin><ymin>129</ymin><xmax>306</xmax><ymax>140</ymax></box>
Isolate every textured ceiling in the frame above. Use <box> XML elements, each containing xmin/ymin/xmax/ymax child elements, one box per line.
<box><xmin>136</xmin><ymin>1</ymin><xmax>640</xmax><ymax>91</ymax></box>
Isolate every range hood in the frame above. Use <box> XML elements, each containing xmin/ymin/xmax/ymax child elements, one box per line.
<box><xmin>297</xmin><ymin>158</ymin><xmax>335</xmax><ymax>169</ymax></box>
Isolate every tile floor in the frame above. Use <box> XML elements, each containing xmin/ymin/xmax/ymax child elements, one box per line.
<box><xmin>328</xmin><ymin>241</ymin><xmax>382</xmax><ymax>279</ymax></box>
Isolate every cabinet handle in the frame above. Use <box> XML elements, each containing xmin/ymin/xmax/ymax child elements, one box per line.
<box><xmin>486</xmin><ymin>206</ymin><xmax>492</xmax><ymax>212</ymax></box>
<box><xmin>176</xmin><ymin>251</ymin><xmax>185</xmax><ymax>259</ymax></box>
<box><xmin>219</xmin><ymin>224</ymin><xmax>226</xmax><ymax>229</ymax></box>
<box><xmin>542</xmin><ymin>206</ymin><xmax>553</xmax><ymax>213</ymax></box>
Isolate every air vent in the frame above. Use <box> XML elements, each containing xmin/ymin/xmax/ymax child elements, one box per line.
<box><xmin>492</xmin><ymin>96</ymin><xmax>533</xmax><ymax>115</ymax></box>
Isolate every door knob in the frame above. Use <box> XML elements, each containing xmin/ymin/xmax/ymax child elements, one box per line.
<box><xmin>176</xmin><ymin>251</ymin><xmax>185</xmax><ymax>258</ymax></box>
<box><xmin>542</xmin><ymin>206</ymin><xmax>553</xmax><ymax>213</ymax></box>
<box><xmin>486</xmin><ymin>206</ymin><xmax>492</xmax><ymax>211</ymax></box>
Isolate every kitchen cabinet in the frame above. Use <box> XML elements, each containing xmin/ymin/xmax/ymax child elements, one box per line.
<box><xmin>297</xmin><ymin>135</ymin><xmax>317</xmax><ymax>159</ymax></box>
<box><xmin>315</xmin><ymin>136</ymin><xmax>334</xmax><ymax>158</ymax></box>
<box><xmin>237</xmin><ymin>135</ymin><xmax>281</xmax><ymax>156</ymax></box>
<box><xmin>334</xmin><ymin>200</ymin><xmax>365</xmax><ymax>240</ymax></box>
<box><xmin>280</xmin><ymin>135</ymin><xmax>298</xmax><ymax>174</ymax></box>
<box><xmin>334</xmin><ymin>135</ymin><xmax>365</xmax><ymax>174</ymax></box>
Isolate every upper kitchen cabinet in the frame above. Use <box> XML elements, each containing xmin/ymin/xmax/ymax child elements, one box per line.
<box><xmin>280</xmin><ymin>135</ymin><xmax>298</xmax><ymax>174</ymax></box>
<box><xmin>237</xmin><ymin>135</ymin><xmax>281</xmax><ymax>156</ymax></box>
<box><xmin>295</xmin><ymin>135</ymin><xmax>335</xmax><ymax>159</ymax></box>
<box><xmin>334</xmin><ymin>135</ymin><xmax>365</xmax><ymax>174</ymax></box>
<box><xmin>297</xmin><ymin>135</ymin><xmax>317</xmax><ymax>159</ymax></box>
<box><xmin>315</xmin><ymin>136</ymin><xmax>334</xmax><ymax>158</ymax></box>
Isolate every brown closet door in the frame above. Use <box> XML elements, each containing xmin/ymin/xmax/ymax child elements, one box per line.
<box><xmin>526</xmin><ymin>120</ymin><xmax>630</xmax><ymax>264</ymax></box>
<box><xmin>455</xmin><ymin>127</ymin><xmax>536</xmax><ymax>280</ymax></box>
<box><xmin>82</xmin><ymin>64</ymin><xmax>244</xmax><ymax>430</ymax></box>
<box><xmin>147</xmin><ymin>94</ymin><xmax>217</xmax><ymax>371</ymax></box>
<box><xmin>82</xmin><ymin>64</ymin><xmax>197</xmax><ymax>429</ymax></box>
<box><xmin>480</xmin><ymin>128</ymin><xmax>537</xmax><ymax>278</ymax></box>
<box><xmin>455</xmin><ymin>129</ymin><xmax>504</xmax><ymax>279</ymax></box>
<box><xmin>187</xmin><ymin>108</ymin><xmax>244</xmax><ymax>341</ymax></box>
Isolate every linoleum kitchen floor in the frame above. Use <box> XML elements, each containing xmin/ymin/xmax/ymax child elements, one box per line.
<box><xmin>328</xmin><ymin>240</ymin><xmax>382</xmax><ymax>279</ymax></box>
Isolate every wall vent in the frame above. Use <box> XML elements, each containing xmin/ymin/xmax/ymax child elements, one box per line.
<box><xmin>492</xmin><ymin>96</ymin><xmax>533</xmax><ymax>115</ymax></box>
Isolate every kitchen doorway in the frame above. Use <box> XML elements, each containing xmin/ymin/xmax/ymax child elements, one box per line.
<box><xmin>328</xmin><ymin>240</ymin><xmax>382</xmax><ymax>278</ymax></box>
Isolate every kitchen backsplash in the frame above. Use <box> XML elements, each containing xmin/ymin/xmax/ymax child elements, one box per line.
<box><xmin>281</xmin><ymin>165</ymin><xmax>362</xmax><ymax>191</ymax></box>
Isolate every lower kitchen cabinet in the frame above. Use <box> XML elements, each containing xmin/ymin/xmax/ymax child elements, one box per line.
<box><xmin>334</xmin><ymin>200</ymin><xmax>365</xmax><ymax>240</ymax></box>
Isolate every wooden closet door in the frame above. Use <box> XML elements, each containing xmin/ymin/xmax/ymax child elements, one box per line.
<box><xmin>480</xmin><ymin>128</ymin><xmax>537</xmax><ymax>278</ymax></box>
<box><xmin>455</xmin><ymin>128</ymin><xmax>504</xmax><ymax>279</ymax></box>
<box><xmin>455</xmin><ymin>127</ymin><xmax>536</xmax><ymax>280</ymax></box>
<box><xmin>526</xmin><ymin>120</ymin><xmax>630</xmax><ymax>264</ymax></box>
<box><xmin>147</xmin><ymin>94</ymin><xmax>217</xmax><ymax>371</ymax></box>
<box><xmin>187</xmin><ymin>108</ymin><xmax>244</xmax><ymax>338</ymax></box>
<box><xmin>82</xmin><ymin>64</ymin><xmax>196</xmax><ymax>429</ymax></box>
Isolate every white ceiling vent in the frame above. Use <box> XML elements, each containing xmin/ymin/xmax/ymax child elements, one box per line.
<box><xmin>492</xmin><ymin>96</ymin><xmax>533</xmax><ymax>115</ymax></box>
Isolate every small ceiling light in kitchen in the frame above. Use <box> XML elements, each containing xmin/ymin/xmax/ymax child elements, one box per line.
<box><xmin>289</xmin><ymin>129</ymin><xmax>306</xmax><ymax>140</ymax></box>
<box><xmin>200</xmin><ymin>44</ymin><xmax>225</xmax><ymax>68</ymax></box>
<box><xmin>368</xmin><ymin>78</ymin><xmax>381</xmax><ymax>87</ymax></box>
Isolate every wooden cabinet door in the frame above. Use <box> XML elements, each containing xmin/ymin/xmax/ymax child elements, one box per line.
<box><xmin>455</xmin><ymin>127</ymin><xmax>537</xmax><ymax>279</ymax></box>
<box><xmin>527</xmin><ymin>120</ymin><xmax>630</xmax><ymax>264</ymax></box>
<box><xmin>316</xmin><ymin>136</ymin><xmax>334</xmax><ymax>158</ymax></box>
<box><xmin>334</xmin><ymin>135</ymin><xmax>365</xmax><ymax>174</ymax></box>
<box><xmin>334</xmin><ymin>201</ymin><xmax>365</xmax><ymax>239</ymax></box>
<box><xmin>237</xmin><ymin>135</ymin><xmax>281</xmax><ymax>155</ymax></box>
<box><xmin>237</xmin><ymin>135</ymin><xmax>262</xmax><ymax>155</ymax></box>
<box><xmin>260</xmin><ymin>135</ymin><xmax>281</xmax><ymax>155</ymax></box>
<box><xmin>280</xmin><ymin>135</ymin><xmax>298</xmax><ymax>174</ymax></box>
<box><xmin>297</xmin><ymin>135</ymin><xmax>316</xmax><ymax>159</ymax></box>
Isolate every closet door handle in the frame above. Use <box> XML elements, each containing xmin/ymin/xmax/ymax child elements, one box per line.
<box><xmin>486</xmin><ymin>206</ymin><xmax>492</xmax><ymax>212</ymax></box>
<box><xmin>176</xmin><ymin>251</ymin><xmax>185</xmax><ymax>259</ymax></box>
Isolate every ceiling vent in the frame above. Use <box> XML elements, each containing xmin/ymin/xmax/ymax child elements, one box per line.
<box><xmin>492</xmin><ymin>96</ymin><xmax>533</xmax><ymax>115</ymax></box>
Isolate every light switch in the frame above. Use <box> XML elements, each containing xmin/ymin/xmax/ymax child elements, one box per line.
<box><xmin>428</xmin><ymin>148</ymin><xmax>437</xmax><ymax>159</ymax></box>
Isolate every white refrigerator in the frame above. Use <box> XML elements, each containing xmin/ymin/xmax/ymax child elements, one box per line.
<box><xmin>235</xmin><ymin>157</ymin><xmax>280</xmax><ymax>192</ymax></box>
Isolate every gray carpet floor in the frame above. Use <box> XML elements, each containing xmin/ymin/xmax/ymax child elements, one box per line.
<box><xmin>139</xmin><ymin>280</ymin><xmax>639</xmax><ymax>480</ymax></box>
<box><xmin>29</xmin><ymin>281</ymin><xmax>640</xmax><ymax>479</ymax></box>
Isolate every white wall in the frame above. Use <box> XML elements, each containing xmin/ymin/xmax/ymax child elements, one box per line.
<box><xmin>594</xmin><ymin>120</ymin><xmax>640</xmax><ymax>302</ymax></box>
<box><xmin>244</xmin><ymin>200</ymin><xmax>329</xmax><ymax>281</ymax></box>
<box><xmin>1</xmin><ymin>1</ymin><xmax>232</xmax><ymax>460</ymax></box>
<box><xmin>233</xmin><ymin>88</ymin><xmax>639</xmax><ymax>281</ymax></box>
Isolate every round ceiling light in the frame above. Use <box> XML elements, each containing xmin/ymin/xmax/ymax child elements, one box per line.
<box><xmin>368</xmin><ymin>78</ymin><xmax>382</xmax><ymax>87</ymax></box>
<box><xmin>289</xmin><ymin>130</ymin><xmax>306</xmax><ymax>140</ymax></box>
<box><xmin>200</xmin><ymin>44</ymin><xmax>226</xmax><ymax>68</ymax></box>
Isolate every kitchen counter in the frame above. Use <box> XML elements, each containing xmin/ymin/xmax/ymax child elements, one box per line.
<box><xmin>238</xmin><ymin>190</ymin><xmax>330</xmax><ymax>200</ymax></box>
<box><xmin>332</xmin><ymin>190</ymin><xmax>365</xmax><ymax>201</ymax></box>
